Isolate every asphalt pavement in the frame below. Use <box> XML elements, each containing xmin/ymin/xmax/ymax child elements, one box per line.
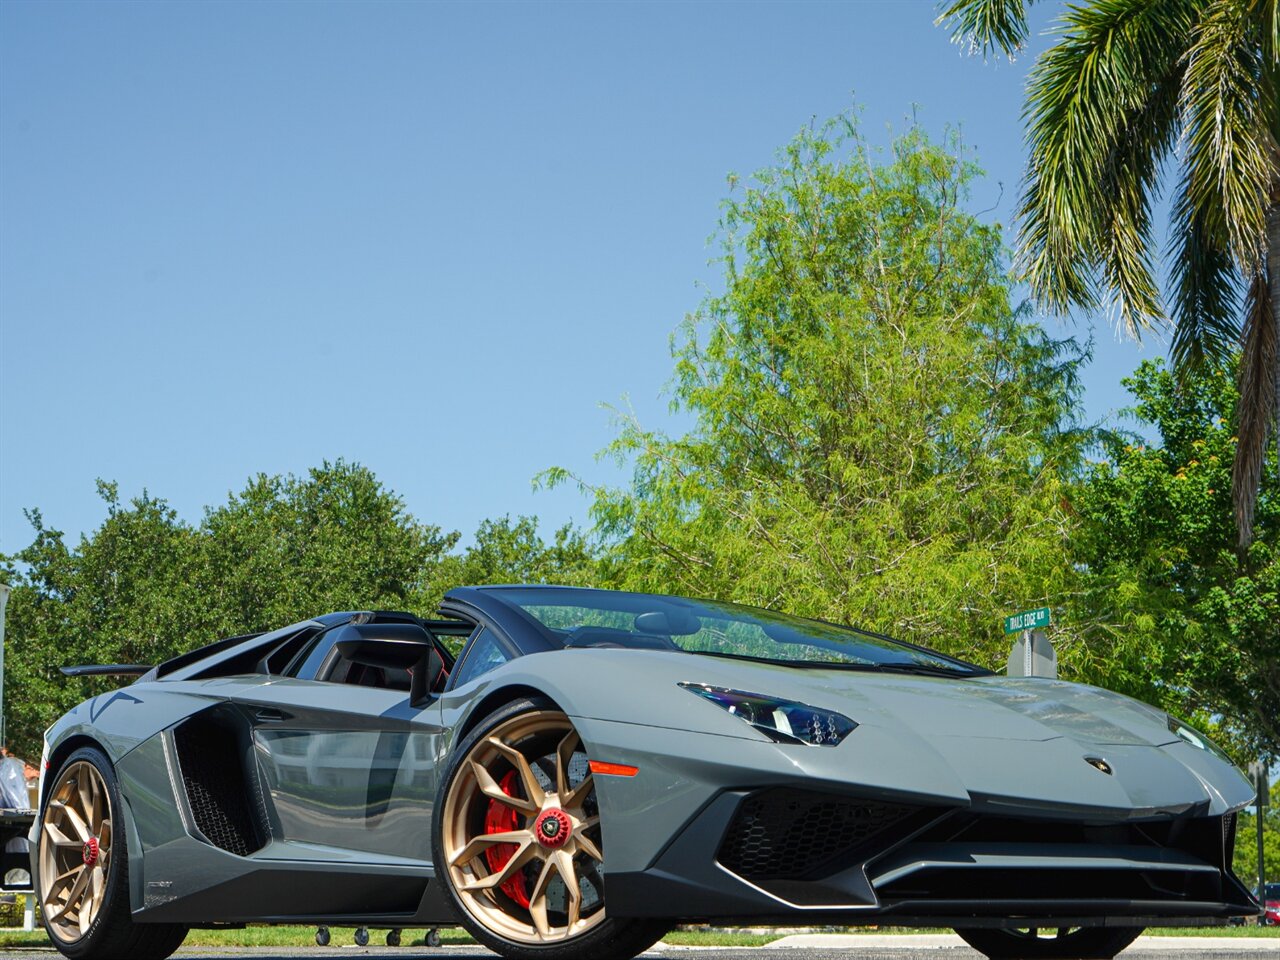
<box><xmin>4</xmin><ymin>934</ymin><xmax>1280</xmax><ymax>960</ymax></box>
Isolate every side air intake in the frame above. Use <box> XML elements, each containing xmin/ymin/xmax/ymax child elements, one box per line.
<box><xmin>172</xmin><ymin>712</ymin><xmax>265</xmax><ymax>857</ymax></box>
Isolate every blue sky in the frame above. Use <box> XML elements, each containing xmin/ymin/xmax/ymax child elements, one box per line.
<box><xmin>0</xmin><ymin>0</ymin><xmax>1159</xmax><ymax>552</ymax></box>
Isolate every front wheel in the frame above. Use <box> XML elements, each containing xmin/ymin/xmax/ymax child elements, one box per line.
<box><xmin>955</xmin><ymin>926</ymin><xmax>1144</xmax><ymax>959</ymax></box>
<box><xmin>37</xmin><ymin>746</ymin><xmax>188</xmax><ymax>960</ymax></box>
<box><xmin>433</xmin><ymin>698</ymin><xmax>668</xmax><ymax>960</ymax></box>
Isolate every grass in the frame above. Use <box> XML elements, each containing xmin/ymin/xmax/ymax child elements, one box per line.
<box><xmin>0</xmin><ymin>926</ymin><xmax>781</xmax><ymax>950</ymax></box>
<box><xmin>0</xmin><ymin>926</ymin><xmax>475</xmax><ymax>950</ymax></box>
<box><xmin>0</xmin><ymin>921</ymin><xmax>1274</xmax><ymax>950</ymax></box>
<box><xmin>1146</xmin><ymin>925</ymin><xmax>1280</xmax><ymax>937</ymax></box>
<box><xmin>185</xmin><ymin>927</ymin><xmax>472</xmax><ymax>948</ymax></box>
<box><xmin>662</xmin><ymin>931</ymin><xmax>783</xmax><ymax>946</ymax></box>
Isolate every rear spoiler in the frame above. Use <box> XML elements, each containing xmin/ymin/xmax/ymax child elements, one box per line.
<box><xmin>59</xmin><ymin>664</ymin><xmax>153</xmax><ymax>678</ymax></box>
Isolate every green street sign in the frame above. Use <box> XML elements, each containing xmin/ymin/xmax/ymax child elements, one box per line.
<box><xmin>1004</xmin><ymin>607</ymin><xmax>1051</xmax><ymax>634</ymax></box>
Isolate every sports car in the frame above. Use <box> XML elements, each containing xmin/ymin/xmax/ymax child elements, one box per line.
<box><xmin>30</xmin><ymin>585</ymin><xmax>1259</xmax><ymax>960</ymax></box>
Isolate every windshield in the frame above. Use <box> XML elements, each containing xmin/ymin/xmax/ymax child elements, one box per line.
<box><xmin>485</xmin><ymin>587</ymin><xmax>986</xmax><ymax>676</ymax></box>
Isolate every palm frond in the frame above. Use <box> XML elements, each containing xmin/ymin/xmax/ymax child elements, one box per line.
<box><xmin>1095</xmin><ymin>60</ymin><xmax>1186</xmax><ymax>338</ymax></box>
<box><xmin>1018</xmin><ymin>0</ymin><xmax>1197</xmax><ymax>326</ymax></box>
<box><xmin>1232</xmin><ymin>266</ymin><xmax>1278</xmax><ymax>549</ymax></box>
<box><xmin>1262</xmin><ymin>0</ymin><xmax>1280</xmax><ymax>66</ymax></box>
<box><xmin>1168</xmin><ymin>171</ymin><xmax>1242</xmax><ymax>374</ymax></box>
<box><xmin>938</xmin><ymin>0</ymin><xmax>1031</xmax><ymax>58</ymax></box>
<box><xmin>1182</xmin><ymin>0</ymin><xmax>1273</xmax><ymax>273</ymax></box>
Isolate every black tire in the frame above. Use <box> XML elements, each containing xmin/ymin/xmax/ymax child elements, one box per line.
<box><xmin>38</xmin><ymin>746</ymin><xmax>188</xmax><ymax>960</ymax></box>
<box><xmin>432</xmin><ymin>697</ymin><xmax>669</xmax><ymax>960</ymax></box>
<box><xmin>955</xmin><ymin>926</ymin><xmax>1144</xmax><ymax>959</ymax></box>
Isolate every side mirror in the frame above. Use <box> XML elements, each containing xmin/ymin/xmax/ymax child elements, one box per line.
<box><xmin>331</xmin><ymin>624</ymin><xmax>443</xmax><ymax>708</ymax></box>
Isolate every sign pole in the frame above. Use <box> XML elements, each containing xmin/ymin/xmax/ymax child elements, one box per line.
<box><xmin>1249</xmin><ymin>761</ymin><xmax>1269</xmax><ymax>903</ymax></box>
<box><xmin>1258</xmin><ymin>763</ymin><xmax>1268</xmax><ymax>902</ymax></box>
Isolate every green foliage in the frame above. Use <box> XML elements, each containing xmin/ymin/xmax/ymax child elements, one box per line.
<box><xmin>548</xmin><ymin>116</ymin><xmax>1094</xmax><ymax>672</ymax></box>
<box><xmin>2</xmin><ymin>485</ymin><xmax>201</xmax><ymax>760</ymax></box>
<box><xmin>1233</xmin><ymin>795</ymin><xmax>1280</xmax><ymax>892</ymax></box>
<box><xmin>416</xmin><ymin>515</ymin><xmax>599</xmax><ymax>614</ymax></box>
<box><xmin>1</xmin><ymin>462</ymin><xmax>593</xmax><ymax>759</ymax></box>
<box><xmin>1070</xmin><ymin>360</ymin><xmax>1280</xmax><ymax>757</ymax></box>
<box><xmin>196</xmin><ymin>461</ymin><xmax>457</xmax><ymax>636</ymax></box>
<box><xmin>941</xmin><ymin>0</ymin><xmax>1280</xmax><ymax>550</ymax></box>
<box><xmin>939</xmin><ymin>0</ymin><xmax>1033</xmax><ymax>58</ymax></box>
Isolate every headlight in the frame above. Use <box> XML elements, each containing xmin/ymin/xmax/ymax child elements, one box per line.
<box><xmin>1168</xmin><ymin>715</ymin><xmax>1234</xmax><ymax>763</ymax></box>
<box><xmin>679</xmin><ymin>683</ymin><xmax>857</xmax><ymax>746</ymax></box>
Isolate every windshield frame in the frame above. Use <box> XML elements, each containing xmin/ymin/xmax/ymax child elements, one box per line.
<box><xmin>477</xmin><ymin>586</ymin><xmax>993</xmax><ymax>678</ymax></box>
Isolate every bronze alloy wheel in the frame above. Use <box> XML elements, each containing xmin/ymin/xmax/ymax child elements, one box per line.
<box><xmin>442</xmin><ymin>709</ymin><xmax>607</xmax><ymax>945</ymax></box>
<box><xmin>36</xmin><ymin>748</ymin><xmax>187</xmax><ymax>960</ymax></box>
<box><xmin>39</xmin><ymin>761</ymin><xmax>113</xmax><ymax>943</ymax></box>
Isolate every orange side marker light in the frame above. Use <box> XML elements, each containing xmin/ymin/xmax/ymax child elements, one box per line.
<box><xmin>588</xmin><ymin>760</ymin><xmax>639</xmax><ymax>777</ymax></box>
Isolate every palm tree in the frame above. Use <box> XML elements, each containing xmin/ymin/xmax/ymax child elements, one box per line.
<box><xmin>941</xmin><ymin>0</ymin><xmax>1278</xmax><ymax>548</ymax></box>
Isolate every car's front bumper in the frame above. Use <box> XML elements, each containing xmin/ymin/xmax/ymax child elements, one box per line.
<box><xmin>574</xmin><ymin>717</ymin><xmax>1259</xmax><ymax>926</ymax></box>
<box><xmin>604</xmin><ymin>785</ymin><xmax>1258</xmax><ymax>926</ymax></box>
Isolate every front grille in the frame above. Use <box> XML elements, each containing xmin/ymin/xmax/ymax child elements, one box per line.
<box><xmin>173</xmin><ymin>714</ymin><xmax>263</xmax><ymax>856</ymax></box>
<box><xmin>907</xmin><ymin>809</ymin><xmax>1237</xmax><ymax>866</ymax></box>
<box><xmin>718</xmin><ymin>789</ymin><xmax>921</xmax><ymax>881</ymax></box>
<box><xmin>870</xmin><ymin>809</ymin><xmax>1251</xmax><ymax>913</ymax></box>
<box><xmin>877</xmin><ymin>866</ymin><xmax>1224</xmax><ymax>903</ymax></box>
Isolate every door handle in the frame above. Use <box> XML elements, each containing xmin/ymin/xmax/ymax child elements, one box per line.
<box><xmin>254</xmin><ymin>708</ymin><xmax>290</xmax><ymax>723</ymax></box>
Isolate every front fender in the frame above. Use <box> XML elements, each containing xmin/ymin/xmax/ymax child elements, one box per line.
<box><xmin>45</xmin><ymin>683</ymin><xmax>222</xmax><ymax>771</ymax></box>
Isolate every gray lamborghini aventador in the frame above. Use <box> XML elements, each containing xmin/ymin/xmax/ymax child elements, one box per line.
<box><xmin>30</xmin><ymin>585</ymin><xmax>1258</xmax><ymax>960</ymax></box>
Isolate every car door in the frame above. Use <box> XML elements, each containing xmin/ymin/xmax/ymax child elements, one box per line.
<box><xmin>211</xmin><ymin>627</ymin><xmax>451</xmax><ymax>863</ymax></box>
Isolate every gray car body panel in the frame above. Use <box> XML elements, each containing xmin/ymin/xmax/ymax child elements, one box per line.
<box><xmin>442</xmin><ymin>650</ymin><xmax>1252</xmax><ymax>883</ymax></box>
<box><xmin>30</xmin><ymin>589</ymin><xmax>1259</xmax><ymax>929</ymax></box>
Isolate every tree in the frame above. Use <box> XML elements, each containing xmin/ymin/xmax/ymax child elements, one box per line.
<box><xmin>941</xmin><ymin>0</ymin><xmax>1280</xmax><ymax>549</ymax></box>
<box><xmin>1070</xmin><ymin>360</ymin><xmax>1280</xmax><ymax>757</ymax></box>
<box><xmin>547</xmin><ymin>116</ymin><xmax>1094</xmax><ymax>670</ymax></box>
<box><xmin>2</xmin><ymin>483</ymin><xmax>201</xmax><ymax>760</ymax></box>
<box><xmin>1</xmin><ymin>461</ymin><xmax>596</xmax><ymax>759</ymax></box>
<box><xmin>416</xmin><ymin>515</ymin><xmax>598</xmax><ymax>617</ymax></box>
<box><xmin>0</xmin><ymin>462</ymin><xmax>457</xmax><ymax>758</ymax></box>
<box><xmin>196</xmin><ymin>460</ymin><xmax>457</xmax><ymax>636</ymax></box>
<box><xmin>1233</xmin><ymin>792</ymin><xmax>1280</xmax><ymax>895</ymax></box>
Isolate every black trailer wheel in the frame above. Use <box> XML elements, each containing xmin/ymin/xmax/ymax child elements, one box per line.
<box><xmin>955</xmin><ymin>926</ymin><xmax>1144</xmax><ymax>959</ymax></box>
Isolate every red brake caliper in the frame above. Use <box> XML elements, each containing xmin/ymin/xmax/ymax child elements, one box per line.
<box><xmin>483</xmin><ymin>771</ymin><xmax>531</xmax><ymax>908</ymax></box>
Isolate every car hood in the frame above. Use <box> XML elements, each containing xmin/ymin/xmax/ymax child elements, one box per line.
<box><xmin>578</xmin><ymin>650</ymin><xmax>1179</xmax><ymax>747</ymax></box>
<box><xmin>494</xmin><ymin>648</ymin><xmax>1255</xmax><ymax>818</ymax></box>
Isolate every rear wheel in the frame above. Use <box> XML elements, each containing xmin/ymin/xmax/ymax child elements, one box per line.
<box><xmin>954</xmin><ymin>926</ymin><xmax>1144</xmax><ymax>959</ymax></box>
<box><xmin>433</xmin><ymin>698</ymin><xmax>668</xmax><ymax>960</ymax></box>
<box><xmin>38</xmin><ymin>747</ymin><xmax>188</xmax><ymax>960</ymax></box>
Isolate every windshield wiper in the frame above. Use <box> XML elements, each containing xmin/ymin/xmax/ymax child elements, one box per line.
<box><xmin>857</xmin><ymin>661</ymin><xmax>986</xmax><ymax>679</ymax></box>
